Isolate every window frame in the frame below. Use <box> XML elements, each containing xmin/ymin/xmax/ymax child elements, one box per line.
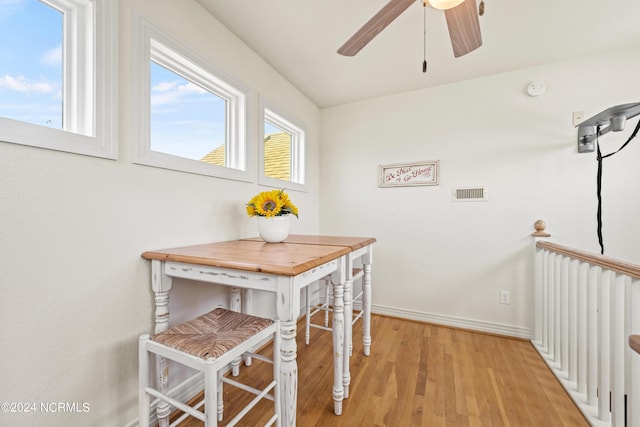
<box><xmin>132</xmin><ymin>14</ymin><xmax>255</xmax><ymax>182</ymax></box>
<box><xmin>259</xmin><ymin>98</ymin><xmax>307</xmax><ymax>192</ymax></box>
<box><xmin>0</xmin><ymin>0</ymin><xmax>118</xmax><ymax>159</ymax></box>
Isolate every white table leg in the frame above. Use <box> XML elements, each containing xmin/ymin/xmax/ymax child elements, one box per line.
<box><xmin>363</xmin><ymin>262</ymin><xmax>372</xmax><ymax>356</ymax></box>
<box><xmin>332</xmin><ymin>280</ymin><xmax>345</xmax><ymax>415</ymax></box>
<box><xmin>279</xmin><ymin>318</ymin><xmax>298</xmax><ymax>426</ymax></box>
<box><xmin>230</xmin><ymin>287</ymin><xmax>242</xmax><ymax>376</ymax></box>
<box><xmin>151</xmin><ymin>260</ymin><xmax>172</xmax><ymax>427</ymax></box>
<box><xmin>243</xmin><ymin>289</ymin><xmax>254</xmax><ymax>367</ymax></box>
<box><xmin>276</xmin><ymin>276</ymin><xmax>299</xmax><ymax>427</ymax></box>
<box><xmin>342</xmin><ymin>277</ymin><xmax>352</xmax><ymax>399</ymax></box>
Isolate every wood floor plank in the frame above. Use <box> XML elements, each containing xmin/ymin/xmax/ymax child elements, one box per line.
<box><xmin>172</xmin><ymin>314</ymin><xmax>589</xmax><ymax>427</ymax></box>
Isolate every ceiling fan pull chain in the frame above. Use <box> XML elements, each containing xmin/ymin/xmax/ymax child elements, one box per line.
<box><xmin>422</xmin><ymin>2</ymin><xmax>428</xmax><ymax>73</ymax></box>
<box><xmin>479</xmin><ymin>0</ymin><xmax>485</xmax><ymax>16</ymax></box>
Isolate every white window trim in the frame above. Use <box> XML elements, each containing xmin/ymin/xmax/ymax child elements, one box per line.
<box><xmin>0</xmin><ymin>0</ymin><xmax>117</xmax><ymax>159</ymax></box>
<box><xmin>132</xmin><ymin>14</ymin><xmax>255</xmax><ymax>183</ymax></box>
<box><xmin>259</xmin><ymin>97</ymin><xmax>307</xmax><ymax>192</ymax></box>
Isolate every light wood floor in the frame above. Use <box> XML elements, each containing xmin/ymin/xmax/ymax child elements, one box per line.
<box><xmin>175</xmin><ymin>314</ymin><xmax>588</xmax><ymax>426</ymax></box>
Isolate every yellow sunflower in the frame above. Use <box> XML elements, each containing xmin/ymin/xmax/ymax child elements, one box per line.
<box><xmin>253</xmin><ymin>190</ymin><xmax>284</xmax><ymax>218</ymax></box>
<box><xmin>280</xmin><ymin>192</ymin><xmax>299</xmax><ymax>217</ymax></box>
<box><xmin>246</xmin><ymin>188</ymin><xmax>299</xmax><ymax>218</ymax></box>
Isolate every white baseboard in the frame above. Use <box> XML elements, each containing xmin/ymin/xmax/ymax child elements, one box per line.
<box><xmin>371</xmin><ymin>303</ymin><xmax>533</xmax><ymax>339</ymax></box>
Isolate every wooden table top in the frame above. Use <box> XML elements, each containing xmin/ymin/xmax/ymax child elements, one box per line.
<box><xmin>240</xmin><ymin>234</ymin><xmax>376</xmax><ymax>250</ymax></box>
<box><xmin>142</xmin><ymin>240</ymin><xmax>351</xmax><ymax>276</ymax></box>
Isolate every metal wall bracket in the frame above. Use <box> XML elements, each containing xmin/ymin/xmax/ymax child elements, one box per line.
<box><xmin>576</xmin><ymin>102</ymin><xmax>640</xmax><ymax>153</ymax></box>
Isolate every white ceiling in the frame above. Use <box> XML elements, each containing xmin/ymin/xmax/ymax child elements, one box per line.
<box><xmin>196</xmin><ymin>0</ymin><xmax>640</xmax><ymax>108</ymax></box>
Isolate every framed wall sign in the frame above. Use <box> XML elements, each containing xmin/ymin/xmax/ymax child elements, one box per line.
<box><xmin>379</xmin><ymin>160</ymin><xmax>439</xmax><ymax>187</ymax></box>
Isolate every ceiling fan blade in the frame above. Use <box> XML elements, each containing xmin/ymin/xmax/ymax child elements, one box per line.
<box><xmin>444</xmin><ymin>0</ymin><xmax>482</xmax><ymax>58</ymax></box>
<box><xmin>338</xmin><ymin>0</ymin><xmax>416</xmax><ymax>56</ymax></box>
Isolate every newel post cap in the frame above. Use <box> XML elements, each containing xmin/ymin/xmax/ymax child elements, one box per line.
<box><xmin>532</xmin><ymin>219</ymin><xmax>550</xmax><ymax>237</ymax></box>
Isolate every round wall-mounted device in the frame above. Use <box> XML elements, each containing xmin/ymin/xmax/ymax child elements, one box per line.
<box><xmin>526</xmin><ymin>81</ymin><xmax>546</xmax><ymax>97</ymax></box>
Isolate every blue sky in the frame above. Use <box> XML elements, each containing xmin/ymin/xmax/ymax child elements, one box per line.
<box><xmin>0</xmin><ymin>0</ymin><xmax>62</xmax><ymax>128</ymax></box>
<box><xmin>150</xmin><ymin>61</ymin><xmax>228</xmax><ymax>161</ymax></box>
<box><xmin>0</xmin><ymin>0</ymin><xmax>282</xmax><ymax>163</ymax></box>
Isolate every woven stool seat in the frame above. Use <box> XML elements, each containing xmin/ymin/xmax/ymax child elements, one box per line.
<box><xmin>139</xmin><ymin>308</ymin><xmax>280</xmax><ymax>426</ymax></box>
<box><xmin>152</xmin><ymin>308</ymin><xmax>274</xmax><ymax>360</ymax></box>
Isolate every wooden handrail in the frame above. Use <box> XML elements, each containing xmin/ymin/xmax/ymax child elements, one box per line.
<box><xmin>536</xmin><ymin>241</ymin><xmax>640</xmax><ymax>280</ymax></box>
<box><xmin>631</xmin><ymin>335</ymin><xmax>640</xmax><ymax>355</ymax></box>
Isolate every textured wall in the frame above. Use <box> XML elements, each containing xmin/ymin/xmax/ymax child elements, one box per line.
<box><xmin>0</xmin><ymin>1</ymin><xmax>320</xmax><ymax>425</ymax></box>
<box><xmin>320</xmin><ymin>48</ymin><xmax>640</xmax><ymax>336</ymax></box>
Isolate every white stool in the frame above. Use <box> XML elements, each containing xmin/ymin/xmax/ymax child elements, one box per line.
<box><xmin>305</xmin><ymin>268</ymin><xmax>364</xmax><ymax>355</ymax></box>
<box><xmin>139</xmin><ymin>308</ymin><xmax>280</xmax><ymax>427</ymax></box>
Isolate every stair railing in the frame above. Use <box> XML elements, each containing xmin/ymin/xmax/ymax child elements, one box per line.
<box><xmin>532</xmin><ymin>220</ymin><xmax>640</xmax><ymax>427</ymax></box>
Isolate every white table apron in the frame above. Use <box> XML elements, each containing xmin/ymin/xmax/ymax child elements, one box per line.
<box><xmin>149</xmin><ymin>255</ymin><xmax>347</xmax><ymax>427</ymax></box>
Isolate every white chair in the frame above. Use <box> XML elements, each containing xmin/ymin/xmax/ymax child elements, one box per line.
<box><xmin>305</xmin><ymin>268</ymin><xmax>364</xmax><ymax>354</ymax></box>
<box><xmin>139</xmin><ymin>307</ymin><xmax>280</xmax><ymax>427</ymax></box>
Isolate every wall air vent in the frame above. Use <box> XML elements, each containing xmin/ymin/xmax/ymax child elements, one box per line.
<box><xmin>451</xmin><ymin>187</ymin><xmax>488</xmax><ymax>202</ymax></box>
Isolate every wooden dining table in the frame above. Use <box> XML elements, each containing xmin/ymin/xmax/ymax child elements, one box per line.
<box><xmin>142</xmin><ymin>235</ymin><xmax>375</xmax><ymax>427</ymax></box>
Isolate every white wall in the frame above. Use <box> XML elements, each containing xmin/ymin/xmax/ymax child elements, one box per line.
<box><xmin>319</xmin><ymin>48</ymin><xmax>640</xmax><ymax>337</ymax></box>
<box><xmin>0</xmin><ymin>1</ymin><xmax>320</xmax><ymax>425</ymax></box>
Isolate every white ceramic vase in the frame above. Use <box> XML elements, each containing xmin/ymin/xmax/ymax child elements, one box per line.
<box><xmin>257</xmin><ymin>215</ymin><xmax>290</xmax><ymax>243</ymax></box>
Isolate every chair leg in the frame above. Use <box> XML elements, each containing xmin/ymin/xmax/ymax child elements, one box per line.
<box><xmin>305</xmin><ymin>285</ymin><xmax>311</xmax><ymax>345</ymax></box>
<box><xmin>204</xmin><ymin>361</ymin><xmax>218</xmax><ymax>427</ymax></box>
<box><xmin>217</xmin><ymin>370</ymin><xmax>224</xmax><ymax>422</ymax></box>
<box><xmin>273</xmin><ymin>326</ymin><xmax>282</xmax><ymax>426</ymax></box>
<box><xmin>138</xmin><ymin>335</ymin><xmax>150</xmax><ymax>427</ymax></box>
<box><xmin>324</xmin><ymin>281</ymin><xmax>330</xmax><ymax>327</ymax></box>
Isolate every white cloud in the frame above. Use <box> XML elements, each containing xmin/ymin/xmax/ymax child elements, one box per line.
<box><xmin>0</xmin><ymin>74</ymin><xmax>53</xmax><ymax>94</ymax></box>
<box><xmin>180</xmin><ymin>82</ymin><xmax>207</xmax><ymax>95</ymax></box>
<box><xmin>41</xmin><ymin>45</ymin><xmax>62</xmax><ymax>66</ymax></box>
<box><xmin>0</xmin><ymin>0</ymin><xmax>23</xmax><ymax>21</ymax></box>
<box><xmin>150</xmin><ymin>91</ymin><xmax>181</xmax><ymax>106</ymax></box>
<box><xmin>151</xmin><ymin>80</ymin><xmax>208</xmax><ymax>106</ymax></box>
<box><xmin>152</xmin><ymin>81</ymin><xmax>178</xmax><ymax>92</ymax></box>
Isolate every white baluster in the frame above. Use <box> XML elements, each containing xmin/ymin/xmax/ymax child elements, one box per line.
<box><xmin>576</xmin><ymin>261</ymin><xmax>588</xmax><ymax>394</ymax></box>
<box><xmin>548</xmin><ymin>252</ymin><xmax>556</xmax><ymax>359</ymax></box>
<box><xmin>554</xmin><ymin>253</ymin><xmax>562</xmax><ymax>364</ymax></box>
<box><xmin>533</xmin><ymin>239</ymin><xmax>543</xmax><ymax>346</ymax></box>
<box><xmin>531</xmin><ymin>220</ymin><xmax>550</xmax><ymax>350</ymax></box>
<box><xmin>560</xmin><ymin>255</ymin><xmax>570</xmax><ymax>374</ymax></box>
<box><xmin>598</xmin><ymin>270</ymin><xmax>611</xmax><ymax>422</ymax></box>
<box><xmin>541</xmin><ymin>249</ymin><xmax>550</xmax><ymax>353</ymax></box>
<box><xmin>610</xmin><ymin>274</ymin><xmax>627</xmax><ymax>426</ymax></box>
<box><xmin>586</xmin><ymin>265</ymin><xmax>600</xmax><ymax>406</ymax></box>
<box><xmin>628</xmin><ymin>279</ymin><xmax>640</xmax><ymax>427</ymax></box>
<box><xmin>568</xmin><ymin>258</ymin><xmax>578</xmax><ymax>383</ymax></box>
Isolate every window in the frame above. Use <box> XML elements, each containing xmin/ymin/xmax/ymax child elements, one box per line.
<box><xmin>132</xmin><ymin>15</ymin><xmax>253</xmax><ymax>182</ymax></box>
<box><xmin>0</xmin><ymin>0</ymin><xmax>117</xmax><ymax>159</ymax></box>
<box><xmin>260</xmin><ymin>102</ymin><xmax>306</xmax><ymax>191</ymax></box>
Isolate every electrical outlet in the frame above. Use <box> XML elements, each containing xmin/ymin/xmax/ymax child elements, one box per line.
<box><xmin>500</xmin><ymin>290</ymin><xmax>511</xmax><ymax>305</ymax></box>
<box><xmin>573</xmin><ymin>111</ymin><xmax>584</xmax><ymax>127</ymax></box>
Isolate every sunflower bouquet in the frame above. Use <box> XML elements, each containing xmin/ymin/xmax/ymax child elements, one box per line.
<box><xmin>246</xmin><ymin>189</ymin><xmax>298</xmax><ymax>218</ymax></box>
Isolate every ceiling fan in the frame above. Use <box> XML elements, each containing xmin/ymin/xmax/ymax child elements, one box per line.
<box><xmin>338</xmin><ymin>0</ymin><xmax>483</xmax><ymax>66</ymax></box>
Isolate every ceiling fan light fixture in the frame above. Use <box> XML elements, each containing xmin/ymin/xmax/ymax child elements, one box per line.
<box><xmin>426</xmin><ymin>0</ymin><xmax>465</xmax><ymax>10</ymax></box>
